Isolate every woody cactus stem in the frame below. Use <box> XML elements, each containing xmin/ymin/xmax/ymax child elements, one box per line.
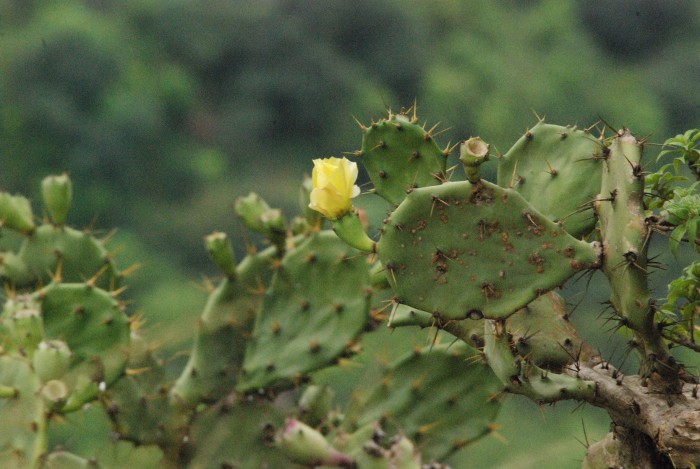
<box><xmin>596</xmin><ymin>130</ymin><xmax>678</xmax><ymax>387</ymax></box>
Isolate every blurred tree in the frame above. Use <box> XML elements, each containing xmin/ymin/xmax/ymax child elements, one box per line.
<box><xmin>578</xmin><ymin>0</ymin><xmax>699</xmax><ymax>60</ymax></box>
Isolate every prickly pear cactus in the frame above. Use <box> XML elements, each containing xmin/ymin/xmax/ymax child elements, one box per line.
<box><xmin>237</xmin><ymin>230</ymin><xmax>372</xmax><ymax>392</ymax></box>
<box><xmin>187</xmin><ymin>396</ymin><xmax>289</xmax><ymax>468</ymax></box>
<box><xmin>170</xmin><ymin>243</ymin><xmax>279</xmax><ymax>406</ymax></box>
<box><xmin>358</xmin><ymin>109</ymin><xmax>448</xmax><ymax>205</ymax></box>
<box><xmin>0</xmin><ymin>175</ymin><xmax>133</xmax><ymax>468</ymax></box>
<box><xmin>377</xmin><ymin>179</ymin><xmax>600</xmax><ymax>320</ymax></box>
<box><xmin>344</xmin><ymin>342</ymin><xmax>503</xmax><ymax>461</ymax></box>
<box><xmin>3</xmin><ymin>107</ymin><xmax>697</xmax><ymax>469</ymax></box>
<box><xmin>497</xmin><ymin>121</ymin><xmax>603</xmax><ymax>237</ymax></box>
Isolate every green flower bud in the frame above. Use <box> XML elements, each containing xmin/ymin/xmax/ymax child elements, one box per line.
<box><xmin>41</xmin><ymin>173</ymin><xmax>73</xmax><ymax>225</ymax></box>
<box><xmin>32</xmin><ymin>340</ymin><xmax>72</xmax><ymax>382</ymax></box>
<box><xmin>205</xmin><ymin>231</ymin><xmax>237</xmax><ymax>278</ymax></box>
<box><xmin>0</xmin><ymin>192</ymin><xmax>35</xmax><ymax>233</ymax></box>
<box><xmin>276</xmin><ymin>419</ymin><xmax>354</xmax><ymax>467</ymax></box>
<box><xmin>234</xmin><ymin>192</ymin><xmax>271</xmax><ymax>233</ymax></box>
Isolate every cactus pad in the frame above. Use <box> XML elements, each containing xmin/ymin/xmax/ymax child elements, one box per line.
<box><xmin>378</xmin><ymin>180</ymin><xmax>600</xmax><ymax>320</ymax></box>
<box><xmin>360</xmin><ymin>112</ymin><xmax>447</xmax><ymax>205</ymax></box>
<box><xmin>38</xmin><ymin>283</ymin><xmax>131</xmax><ymax>412</ymax></box>
<box><xmin>237</xmin><ymin>231</ymin><xmax>371</xmax><ymax>392</ymax></box>
<box><xmin>170</xmin><ymin>245</ymin><xmax>278</xmax><ymax>406</ymax></box>
<box><xmin>345</xmin><ymin>342</ymin><xmax>502</xmax><ymax>461</ymax></box>
<box><xmin>0</xmin><ymin>356</ymin><xmax>45</xmax><ymax>469</ymax></box>
<box><xmin>188</xmin><ymin>397</ymin><xmax>288</xmax><ymax>468</ymax></box>
<box><xmin>497</xmin><ymin>121</ymin><xmax>603</xmax><ymax>237</ymax></box>
<box><xmin>508</xmin><ymin>291</ymin><xmax>586</xmax><ymax>372</ymax></box>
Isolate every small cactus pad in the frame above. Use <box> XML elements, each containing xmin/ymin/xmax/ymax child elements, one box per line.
<box><xmin>0</xmin><ymin>356</ymin><xmax>45</xmax><ymax>469</ymax></box>
<box><xmin>170</xmin><ymin>245</ymin><xmax>278</xmax><ymax>406</ymax></box>
<box><xmin>37</xmin><ymin>282</ymin><xmax>130</xmax><ymax>412</ymax></box>
<box><xmin>237</xmin><ymin>231</ymin><xmax>371</xmax><ymax>392</ymax></box>
<box><xmin>497</xmin><ymin>121</ymin><xmax>603</xmax><ymax>237</ymax></box>
<box><xmin>188</xmin><ymin>397</ymin><xmax>289</xmax><ymax>468</ymax></box>
<box><xmin>345</xmin><ymin>342</ymin><xmax>502</xmax><ymax>461</ymax></box>
<box><xmin>360</xmin><ymin>112</ymin><xmax>447</xmax><ymax>205</ymax></box>
<box><xmin>378</xmin><ymin>180</ymin><xmax>600</xmax><ymax>320</ymax></box>
<box><xmin>483</xmin><ymin>319</ymin><xmax>595</xmax><ymax>403</ymax></box>
<box><xmin>509</xmin><ymin>291</ymin><xmax>589</xmax><ymax>372</ymax></box>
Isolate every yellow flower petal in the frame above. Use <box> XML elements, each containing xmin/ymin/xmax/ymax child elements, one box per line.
<box><xmin>309</xmin><ymin>157</ymin><xmax>360</xmax><ymax>220</ymax></box>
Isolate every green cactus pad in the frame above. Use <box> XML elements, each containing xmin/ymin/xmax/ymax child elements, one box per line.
<box><xmin>188</xmin><ymin>397</ymin><xmax>288</xmax><ymax>468</ymax></box>
<box><xmin>170</xmin><ymin>245</ymin><xmax>279</xmax><ymax>406</ymax></box>
<box><xmin>497</xmin><ymin>121</ymin><xmax>603</xmax><ymax>237</ymax></box>
<box><xmin>345</xmin><ymin>342</ymin><xmax>502</xmax><ymax>461</ymax></box>
<box><xmin>105</xmin><ymin>331</ymin><xmax>185</xmax><ymax>449</ymax></box>
<box><xmin>0</xmin><ymin>356</ymin><xmax>45</xmax><ymax>469</ymax></box>
<box><xmin>2</xmin><ymin>225</ymin><xmax>121</xmax><ymax>290</ymax></box>
<box><xmin>38</xmin><ymin>283</ymin><xmax>130</xmax><ymax>412</ymax></box>
<box><xmin>360</xmin><ymin>112</ymin><xmax>447</xmax><ymax>205</ymax></box>
<box><xmin>237</xmin><ymin>231</ymin><xmax>371</xmax><ymax>392</ymax></box>
<box><xmin>508</xmin><ymin>291</ymin><xmax>586</xmax><ymax>372</ymax></box>
<box><xmin>483</xmin><ymin>319</ymin><xmax>595</xmax><ymax>403</ymax></box>
<box><xmin>378</xmin><ymin>180</ymin><xmax>600</xmax><ymax>320</ymax></box>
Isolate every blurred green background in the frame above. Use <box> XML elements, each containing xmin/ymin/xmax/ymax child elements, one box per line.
<box><xmin>1</xmin><ymin>0</ymin><xmax>699</xmax><ymax>467</ymax></box>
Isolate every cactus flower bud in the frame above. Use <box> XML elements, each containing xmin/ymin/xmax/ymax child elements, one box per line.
<box><xmin>205</xmin><ymin>231</ymin><xmax>237</xmax><ymax>278</ymax></box>
<box><xmin>276</xmin><ymin>418</ymin><xmax>354</xmax><ymax>467</ymax></box>
<box><xmin>235</xmin><ymin>192</ymin><xmax>271</xmax><ymax>233</ymax></box>
<box><xmin>32</xmin><ymin>340</ymin><xmax>72</xmax><ymax>382</ymax></box>
<box><xmin>0</xmin><ymin>192</ymin><xmax>35</xmax><ymax>233</ymax></box>
<box><xmin>309</xmin><ymin>157</ymin><xmax>361</xmax><ymax>221</ymax></box>
<box><xmin>41</xmin><ymin>173</ymin><xmax>73</xmax><ymax>225</ymax></box>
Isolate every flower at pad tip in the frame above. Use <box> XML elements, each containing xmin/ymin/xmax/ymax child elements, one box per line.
<box><xmin>309</xmin><ymin>157</ymin><xmax>361</xmax><ymax>220</ymax></box>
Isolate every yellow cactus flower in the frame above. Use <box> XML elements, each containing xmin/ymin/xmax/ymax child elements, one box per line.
<box><xmin>309</xmin><ymin>157</ymin><xmax>361</xmax><ymax>220</ymax></box>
